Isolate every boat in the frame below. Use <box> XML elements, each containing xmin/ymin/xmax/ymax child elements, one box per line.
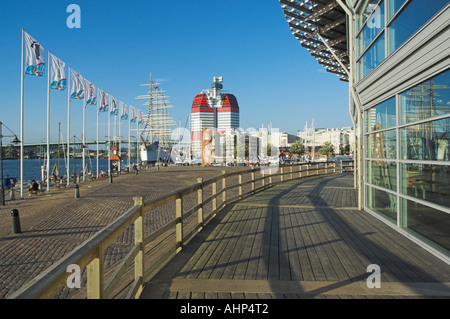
<box><xmin>136</xmin><ymin>74</ymin><xmax>175</xmax><ymax>165</ymax></box>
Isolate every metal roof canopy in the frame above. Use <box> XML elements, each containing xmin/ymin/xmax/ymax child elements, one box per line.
<box><xmin>280</xmin><ymin>0</ymin><xmax>350</xmax><ymax>82</ymax></box>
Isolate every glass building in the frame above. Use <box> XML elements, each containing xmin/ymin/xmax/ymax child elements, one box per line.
<box><xmin>280</xmin><ymin>0</ymin><xmax>449</xmax><ymax>261</ymax></box>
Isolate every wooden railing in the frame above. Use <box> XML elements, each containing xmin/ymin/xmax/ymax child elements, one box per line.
<box><xmin>7</xmin><ymin>160</ymin><xmax>351</xmax><ymax>299</ymax></box>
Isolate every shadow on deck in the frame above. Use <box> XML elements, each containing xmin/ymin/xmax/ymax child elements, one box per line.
<box><xmin>140</xmin><ymin>173</ymin><xmax>450</xmax><ymax>299</ymax></box>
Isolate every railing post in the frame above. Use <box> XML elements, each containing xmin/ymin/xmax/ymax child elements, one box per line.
<box><xmin>290</xmin><ymin>165</ymin><xmax>293</xmax><ymax>180</ymax></box>
<box><xmin>212</xmin><ymin>180</ymin><xmax>217</xmax><ymax>212</ymax></box>
<box><xmin>222</xmin><ymin>170</ymin><xmax>227</xmax><ymax>204</ymax></box>
<box><xmin>261</xmin><ymin>170</ymin><xmax>265</xmax><ymax>187</ymax></box>
<box><xmin>299</xmin><ymin>164</ymin><xmax>302</xmax><ymax>178</ymax></box>
<box><xmin>281</xmin><ymin>166</ymin><xmax>284</xmax><ymax>183</ymax></box>
<box><xmin>317</xmin><ymin>163</ymin><xmax>319</xmax><ymax>175</ymax></box>
<box><xmin>176</xmin><ymin>194</ymin><xmax>183</xmax><ymax>253</ymax></box>
<box><xmin>87</xmin><ymin>245</ymin><xmax>104</xmax><ymax>299</ymax></box>
<box><xmin>239</xmin><ymin>173</ymin><xmax>243</xmax><ymax>199</ymax></box>
<box><xmin>133</xmin><ymin>196</ymin><xmax>144</xmax><ymax>294</ymax></box>
<box><xmin>197</xmin><ymin>178</ymin><xmax>203</xmax><ymax>231</ymax></box>
<box><xmin>269</xmin><ymin>168</ymin><xmax>273</xmax><ymax>185</ymax></box>
<box><xmin>251</xmin><ymin>167</ymin><xmax>255</xmax><ymax>194</ymax></box>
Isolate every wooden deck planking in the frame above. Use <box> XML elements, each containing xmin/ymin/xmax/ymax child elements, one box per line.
<box><xmin>141</xmin><ymin>173</ymin><xmax>450</xmax><ymax>299</ymax></box>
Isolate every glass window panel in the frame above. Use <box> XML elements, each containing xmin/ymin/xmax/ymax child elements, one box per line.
<box><xmin>357</xmin><ymin>3</ymin><xmax>385</xmax><ymax>57</ymax></box>
<box><xmin>388</xmin><ymin>0</ymin><xmax>448</xmax><ymax>54</ymax></box>
<box><xmin>399</xmin><ymin>70</ymin><xmax>450</xmax><ymax>124</ymax></box>
<box><xmin>366</xmin><ymin>160</ymin><xmax>397</xmax><ymax>191</ymax></box>
<box><xmin>358</xmin><ymin>32</ymin><xmax>385</xmax><ymax>79</ymax></box>
<box><xmin>402</xmin><ymin>198</ymin><xmax>450</xmax><ymax>253</ymax></box>
<box><xmin>366</xmin><ymin>129</ymin><xmax>397</xmax><ymax>159</ymax></box>
<box><xmin>387</xmin><ymin>0</ymin><xmax>407</xmax><ymax>20</ymax></box>
<box><xmin>365</xmin><ymin>97</ymin><xmax>396</xmax><ymax>132</ymax></box>
<box><xmin>401</xmin><ymin>163</ymin><xmax>450</xmax><ymax>208</ymax></box>
<box><xmin>400</xmin><ymin>118</ymin><xmax>450</xmax><ymax>161</ymax></box>
<box><xmin>366</xmin><ymin>185</ymin><xmax>397</xmax><ymax>222</ymax></box>
<box><xmin>357</xmin><ymin>0</ymin><xmax>385</xmax><ymax>32</ymax></box>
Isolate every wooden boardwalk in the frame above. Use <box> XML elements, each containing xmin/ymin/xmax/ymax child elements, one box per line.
<box><xmin>140</xmin><ymin>173</ymin><xmax>450</xmax><ymax>299</ymax></box>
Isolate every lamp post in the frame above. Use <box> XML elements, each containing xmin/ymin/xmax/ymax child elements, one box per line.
<box><xmin>0</xmin><ymin>121</ymin><xmax>21</xmax><ymax>206</ymax></box>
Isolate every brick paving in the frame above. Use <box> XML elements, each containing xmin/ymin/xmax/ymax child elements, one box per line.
<box><xmin>0</xmin><ymin>165</ymin><xmax>250</xmax><ymax>299</ymax></box>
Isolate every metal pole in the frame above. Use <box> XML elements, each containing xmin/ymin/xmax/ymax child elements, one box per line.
<box><xmin>0</xmin><ymin>122</ymin><xmax>4</xmax><ymax>205</ymax></box>
<box><xmin>96</xmin><ymin>90</ymin><xmax>99</xmax><ymax>179</ymax></box>
<box><xmin>82</xmin><ymin>78</ymin><xmax>86</xmax><ymax>181</ymax></box>
<box><xmin>46</xmin><ymin>50</ymin><xmax>51</xmax><ymax>192</ymax></box>
<box><xmin>67</xmin><ymin>66</ymin><xmax>71</xmax><ymax>186</ymax></box>
<box><xmin>20</xmin><ymin>28</ymin><xmax>24</xmax><ymax>199</ymax></box>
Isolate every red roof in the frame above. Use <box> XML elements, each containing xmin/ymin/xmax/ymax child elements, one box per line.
<box><xmin>218</xmin><ymin>94</ymin><xmax>239</xmax><ymax>113</ymax></box>
<box><xmin>191</xmin><ymin>93</ymin><xmax>213</xmax><ymax>113</ymax></box>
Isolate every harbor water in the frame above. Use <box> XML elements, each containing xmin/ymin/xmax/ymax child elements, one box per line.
<box><xmin>1</xmin><ymin>158</ymin><xmax>133</xmax><ymax>186</ymax></box>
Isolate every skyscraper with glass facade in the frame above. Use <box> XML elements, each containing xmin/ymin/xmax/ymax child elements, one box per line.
<box><xmin>280</xmin><ymin>0</ymin><xmax>449</xmax><ymax>261</ymax></box>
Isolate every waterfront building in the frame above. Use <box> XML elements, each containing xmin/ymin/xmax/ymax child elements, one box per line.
<box><xmin>280</xmin><ymin>0</ymin><xmax>449</xmax><ymax>260</ymax></box>
<box><xmin>190</xmin><ymin>77</ymin><xmax>240</xmax><ymax>160</ymax></box>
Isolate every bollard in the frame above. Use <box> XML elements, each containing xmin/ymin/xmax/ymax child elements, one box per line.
<box><xmin>11</xmin><ymin>209</ymin><xmax>22</xmax><ymax>234</ymax></box>
<box><xmin>75</xmin><ymin>184</ymin><xmax>80</xmax><ymax>198</ymax></box>
<box><xmin>9</xmin><ymin>189</ymin><xmax>15</xmax><ymax>201</ymax></box>
<box><xmin>109</xmin><ymin>174</ymin><xmax>113</xmax><ymax>184</ymax></box>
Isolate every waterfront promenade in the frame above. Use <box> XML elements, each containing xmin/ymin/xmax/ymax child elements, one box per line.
<box><xmin>1</xmin><ymin>166</ymin><xmax>449</xmax><ymax>299</ymax></box>
<box><xmin>0</xmin><ymin>165</ymin><xmax>249</xmax><ymax>298</ymax></box>
<box><xmin>141</xmin><ymin>173</ymin><xmax>450</xmax><ymax>299</ymax></box>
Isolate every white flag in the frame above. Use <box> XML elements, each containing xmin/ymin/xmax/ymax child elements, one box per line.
<box><xmin>98</xmin><ymin>88</ymin><xmax>109</xmax><ymax>112</ymax></box>
<box><xmin>24</xmin><ymin>31</ymin><xmax>46</xmax><ymax>76</ymax></box>
<box><xmin>50</xmin><ymin>53</ymin><xmax>66</xmax><ymax>90</ymax></box>
<box><xmin>85</xmin><ymin>79</ymin><xmax>96</xmax><ymax>105</ymax></box>
<box><xmin>129</xmin><ymin>105</ymin><xmax>136</xmax><ymax>122</ymax></box>
<box><xmin>120</xmin><ymin>101</ymin><xmax>128</xmax><ymax>120</ymax></box>
<box><xmin>138</xmin><ymin>110</ymin><xmax>144</xmax><ymax>125</ymax></box>
<box><xmin>110</xmin><ymin>96</ymin><xmax>118</xmax><ymax>116</ymax></box>
<box><xmin>70</xmin><ymin>69</ymin><xmax>85</xmax><ymax>100</ymax></box>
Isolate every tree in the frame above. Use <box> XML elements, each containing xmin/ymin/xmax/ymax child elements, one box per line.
<box><xmin>319</xmin><ymin>141</ymin><xmax>335</xmax><ymax>156</ymax></box>
<box><xmin>289</xmin><ymin>141</ymin><xmax>305</xmax><ymax>156</ymax></box>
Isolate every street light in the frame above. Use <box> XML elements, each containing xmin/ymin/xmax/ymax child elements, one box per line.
<box><xmin>0</xmin><ymin>121</ymin><xmax>21</xmax><ymax>206</ymax></box>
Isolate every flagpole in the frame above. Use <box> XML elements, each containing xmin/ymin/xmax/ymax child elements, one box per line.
<box><xmin>20</xmin><ymin>28</ymin><xmax>25</xmax><ymax>199</ymax></box>
<box><xmin>128</xmin><ymin>107</ymin><xmax>131</xmax><ymax>168</ymax></box>
<box><xmin>96</xmin><ymin>88</ymin><xmax>99</xmax><ymax>179</ymax></box>
<box><xmin>108</xmin><ymin>96</ymin><xmax>111</xmax><ymax>175</ymax></box>
<box><xmin>119</xmin><ymin>108</ymin><xmax>121</xmax><ymax>171</ymax></box>
<box><xmin>82</xmin><ymin>79</ymin><xmax>86</xmax><ymax>182</ymax></box>
<box><xmin>46</xmin><ymin>51</ymin><xmax>51</xmax><ymax>192</ymax></box>
<box><xmin>67</xmin><ymin>66</ymin><xmax>71</xmax><ymax>186</ymax></box>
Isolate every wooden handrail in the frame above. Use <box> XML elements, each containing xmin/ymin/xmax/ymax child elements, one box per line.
<box><xmin>7</xmin><ymin>160</ymin><xmax>352</xmax><ymax>299</ymax></box>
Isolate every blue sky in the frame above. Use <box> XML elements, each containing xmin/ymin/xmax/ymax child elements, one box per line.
<box><xmin>0</xmin><ymin>0</ymin><xmax>351</xmax><ymax>144</ymax></box>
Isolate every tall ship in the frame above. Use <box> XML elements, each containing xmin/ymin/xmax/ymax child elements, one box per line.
<box><xmin>136</xmin><ymin>74</ymin><xmax>175</xmax><ymax>165</ymax></box>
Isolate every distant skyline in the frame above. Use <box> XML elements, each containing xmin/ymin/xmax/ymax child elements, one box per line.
<box><xmin>0</xmin><ymin>0</ymin><xmax>351</xmax><ymax>144</ymax></box>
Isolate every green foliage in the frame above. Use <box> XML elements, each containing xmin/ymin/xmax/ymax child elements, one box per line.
<box><xmin>319</xmin><ymin>141</ymin><xmax>335</xmax><ymax>156</ymax></box>
<box><xmin>289</xmin><ymin>141</ymin><xmax>305</xmax><ymax>156</ymax></box>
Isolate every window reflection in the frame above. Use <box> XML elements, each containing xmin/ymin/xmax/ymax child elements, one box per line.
<box><xmin>402</xmin><ymin>198</ymin><xmax>450</xmax><ymax>252</ymax></box>
<box><xmin>388</xmin><ymin>0</ymin><xmax>448</xmax><ymax>54</ymax></box>
<box><xmin>358</xmin><ymin>32</ymin><xmax>385</xmax><ymax>79</ymax></box>
<box><xmin>366</xmin><ymin>185</ymin><xmax>397</xmax><ymax>222</ymax></box>
<box><xmin>357</xmin><ymin>0</ymin><xmax>385</xmax><ymax>32</ymax></box>
<box><xmin>400</xmin><ymin>118</ymin><xmax>450</xmax><ymax>161</ymax></box>
<box><xmin>367</xmin><ymin>160</ymin><xmax>397</xmax><ymax>191</ymax></box>
<box><xmin>365</xmin><ymin>97</ymin><xmax>396</xmax><ymax>132</ymax></box>
<box><xmin>366</xmin><ymin>129</ymin><xmax>397</xmax><ymax>159</ymax></box>
<box><xmin>387</xmin><ymin>0</ymin><xmax>406</xmax><ymax>20</ymax></box>
<box><xmin>357</xmin><ymin>2</ymin><xmax>385</xmax><ymax>56</ymax></box>
<box><xmin>401</xmin><ymin>163</ymin><xmax>450</xmax><ymax>208</ymax></box>
<box><xmin>399</xmin><ymin>70</ymin><xmax>450</xmax><ymax>124</ymax></box>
